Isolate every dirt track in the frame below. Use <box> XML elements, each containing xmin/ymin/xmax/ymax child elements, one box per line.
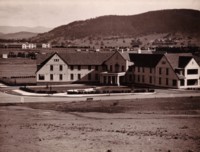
<box><xmin>0</xmin><ymin>97</ymin><xmax>200</xmax><ymax>152</ymax></box>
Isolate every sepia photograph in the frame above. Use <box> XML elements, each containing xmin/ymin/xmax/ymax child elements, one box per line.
<box><xmin>0</xmin><ymin>0</ymin><xmax>200</xmax><ymax>151</ymax></box>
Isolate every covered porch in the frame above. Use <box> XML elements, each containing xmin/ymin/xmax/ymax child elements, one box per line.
<box><xmin>99</xmin><ymin>72</ymin><xmax>126</xmax><ymax>86</ymax></box>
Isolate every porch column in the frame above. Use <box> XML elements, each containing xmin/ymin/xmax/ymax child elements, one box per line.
<box><xmin>106</xmin><ymin>76</ymin><xmax>108</xmax><ymax>84</ymax></box>
<box><xmin>110</xmin><ymin>76</ymin><xmax>112</xmax><ymax>84</ymax></box>
<box><xmin>100</xmin><ymin>75</ymin><xmax>103</xmax><ymax>84</ymax></box>
<box><xmin>116</xmin><ymin>76</ymin><xmax>120</xmax><ymax>86</ymax></box>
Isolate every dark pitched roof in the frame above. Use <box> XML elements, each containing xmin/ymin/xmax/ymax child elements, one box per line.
<box><xmin>193</xmin><ymin>55</ymin><xmax>200</xmax><ymax>66</ymax></box>
<box><xmin>61</xmin><ymin>52</ymin><xmax>113</xmax><ymax>65</ymax></box>
<box><xmin>36</xmin><ymin>53</ymin><xmax>55</xmax><ymax>73</ymax></box>
<box><xmin>129</xmin><ymin>53</ymin><xmax>163</xmax><ymax>67</ymax></box>
<box><xmin>164</xmin><ymin>53</ymin><xmax>193</xmax><ymax>69</ymax></box>
<box><xmin>37</xmin><ymin>52</ymin><xmax>114</xmax><ymax>66</ymax></box>
<box><xmin>36</xmin><ymin>53</ymin><xmax>54</xmax><ymax>65</ymax></box>
<box><xmin>179</xmin><ymin>56</ymin><xmax>193</xmax><ymax>68</ymax></box>
<box><xmin>120</xmin><ymin>52</ymin><xmax>131</xmax><ymax>61</ymax></box>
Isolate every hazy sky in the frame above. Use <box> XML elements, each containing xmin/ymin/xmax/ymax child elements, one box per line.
<box><xmin>0</xmin><ymin>0</ymin><xmax>200</xmax><ymax>28</ymax></box>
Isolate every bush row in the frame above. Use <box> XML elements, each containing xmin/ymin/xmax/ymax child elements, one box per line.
<box><xmin>10</xmin><ymin>76</ymin><xmax>35</xmax><ymax>79</ymax></box>
<box><xmin>19</xmin><ymin>87</ymin><xmax>155</xmax><ymax>95</ymax></box>
<box><xmin>67</xmin><ymin>89</ymin><xmax>155</xmax><ymax>94</ymax></box>
<box><xmin>20</xmin><ymin>87</ymin><xmax>57</xmax><ymax>94</ymax></box>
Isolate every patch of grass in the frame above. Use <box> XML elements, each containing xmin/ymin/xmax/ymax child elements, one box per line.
<box><xmin>2</xmin><ymin>97</ymin><xmax>200</xmax><ymax>114</ymax></box>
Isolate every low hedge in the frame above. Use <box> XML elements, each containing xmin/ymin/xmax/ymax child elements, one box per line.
<box><xmin>20</xmin><ymin>87</ymin><xmax>57</xmax><ymax>94</ymax></box>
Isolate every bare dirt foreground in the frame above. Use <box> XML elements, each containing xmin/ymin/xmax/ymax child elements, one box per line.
<box><xmin>0</xmin><ymin>97</ymin><xmax>200</xmax><ymax>152</ymax></box>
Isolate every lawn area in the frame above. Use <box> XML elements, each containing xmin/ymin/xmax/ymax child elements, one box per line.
<box><xmin>0</xmin><ymin>58</ymin><xmax>36</xmax><ymax>85</ymax></box>
<box><xmin>0</xmin><ymin>58</ymin><xmax>36</xmax><ymax>77</ymax></box>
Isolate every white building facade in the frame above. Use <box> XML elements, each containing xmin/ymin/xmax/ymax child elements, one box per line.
<box><xmin>22</xmin><ymin>43</ymin><xmax>37</xmax><ymax>49</ymax></box>
<box><xmin>36</xmin><ymin>51</ymin><xmax>200</xmax><ymax>88</ymax></box>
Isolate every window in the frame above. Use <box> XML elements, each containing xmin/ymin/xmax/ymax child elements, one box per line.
<box><xmin>70</xmin><ymin>66</ymin><xmax>74</xmax><ymax>70</ymax></box>
<box><xmin>50</xmin><ymin>74</ymin><xmax>53</xmax><ymax>80</ymax></box>
<box><xmin>142</xmin><ymin>67</ymin><xmax>145</xmax><ymax>73</ymax></box>
<box><xmin>88</xmin><ymin>74</ymin><xmax>91</xmax><ymax>80</ymax></box>
<box><xmin>166</xmin><ymin>78</ymin><xmax>168</xmax><ymax>85</ymax></box>
<box><xmin>103</xmin><ymin>76</ymin><xmax>106</xmax><ymax>83</ymax></box>
<box><xmin>138</xmin><ymin>75</ymin><xmax>140</xmax><ymax>82</ymax></box>
<box><xmin>142</xmin><ymin>75</ymin><xmax>144</xmax><ymax>82</ymax></box>
<box><xmin>129</xmin><ymin>75</ymin><xmax>132</xmax><ymax>82</ymax></box>
<box><xmin>122</xmin><ymin>66</ymin><xmax>125</xmax><ymax>72</ymax></box>
<box><xmin>138</xmin><ymin>67</ymin><xmax>140</xmax><ymax>72</ymax></box>
<box><xmin>88</xmin><ymin>65</ymin><xmax>92</xmax><ymax>70</ymax></box>
<box><xmin>54</xmin><ymin>59</ymin><xmax>59</xmax><ymax>62</ymax></box>
<box><xmin>180</xmin><ymin>80</ymin><xmax>184</xmax><ymax>86</ymax></box>
<box><xmin>133</xmin><ymin>75</ymin><xmax>135</xmax><ymax>82</ymax></box>
<box><xmin>59</xmin><ymin>65</ymin><xmax>63</xmax><ymax>71</ymax></box>
<box><xmin>159</xmin><ymin>77</ymin><xmax>161</xmax><ymax>85</ymax></box>
<box><xmin>70</xmin><ymin>74</ymin><xmax>74</xmax><ymax>80</ymax></box>
<box><xmin>149</xmin><ymin>76</ymin><xmax>152</xmax><ymax>84</ymax></box>
<box><xmin>59</xmin><ymin>74</ymin><xmax>63</xmax><ymax>80</ymax></box>
<box><xmin>166</xmin><ymin>68</ymin><xmax>169</xmax><ymax>75</ymax></box>
<box><xmin>110</xmin><ymin>65</ymin><xmax>113</xmax><ymax>72</ymax></box>
<box><xmin>150</xmin><ymin>68</ymin><xmax>152</xmax><ymax>73</ymax></box>
<box><xmin>78</xmin><ymin>74</ymin><xmax>81</xmax><ymax>80</ymax></box>
<box><xmin>173</xmin><ymin>80</ymin><xmax>177</xmax><ymax>86</ymax></box>
<box><xmin>103</xmin><ymin>64</ymin><xmax>107</xmax><ymax>71</ymax></box>
<box><xmin>187</xmin><ymin>79</ymin><xmax>198</xmax><ymax>86</ymax></box>
<box><xmin>39</xmin><ymin>74</ymin><xmax>45</xmax><ymax>80</ymax></box>
<box><xmin>50</xmin><ymin>65</ymin><xmax>53</xmax><ymax>71</ymax></box>
<box><xmin>95</xmin><ymin>74</ymin><xmax>99</xmax><ymax>81</ymax></box>
<box><xmin>159</xmin><ymin>68</ymin><xmax>162</xmax><ymax>75</ymax></box>
<box><xmin>128</xmin><ymin>66</ymin><xmax>132</xmax><ymax>72</ymax></box>
<box><xmin>115</xmin><ymin>64</ymin><xmax>120</xmax><ymax>72</ymax></box>
<box><xmin>95</xmin><ymin>65</ymin><xmax>98</xmax><ymax>71</ymax></box>
<box><xmin>78</xmin><ymin>65</ymin><xmax>81</xmax><ymax>70</ymax></box>
<box><xmin>187</xmin><ymin>69</ymin><xmax>198</xmax><ymax>75</ymax></box>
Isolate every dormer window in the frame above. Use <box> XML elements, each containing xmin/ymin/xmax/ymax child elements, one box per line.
<box><xmin>161</xmin><ymin>61</ymin><xmax>166</xmax><ymax>64</ymax></box>
<box><xmin>54</xmin><ymin>59</ymin><xmax>59</xmax><ymax>62</ymax></box>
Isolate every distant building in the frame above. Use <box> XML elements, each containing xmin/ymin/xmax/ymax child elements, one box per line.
<box><xmin>36</xmin><ymin>51</ymin><xmax>200</xmax><ymax>88</ymax></box>
<box><xmin>22</xmin><ymin>43</ymin><xmax>36</xmax><ymax>49</ymax></box>
<box><xmin>42</xmin><ymin>43</ymin><xmax>51</xmax><ymax>48</ymax></box>
<box><xmin>2</xmin><ymin>53</ymin><xmax>8</xmax><ymax>58</ymax></box>
<box><xmin>0</xmin><ymin>53</ymin><xmax>8</xmax><ymax>59</ymax></box>
<box><xmin>37</xmin><ymin>43</ymin><xmax>51</xmax><ymax>48</ymax></box>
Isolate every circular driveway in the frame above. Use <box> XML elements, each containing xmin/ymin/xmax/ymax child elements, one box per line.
<box><xmin>0</xmin><ymin>87</ymin><xmax>200</xmax><ymax>103</ymax></box>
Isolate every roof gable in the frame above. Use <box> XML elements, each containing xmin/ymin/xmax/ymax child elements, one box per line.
<box><xmin>164</xmin><ymin>53</ymin><xmax>193</xmax><ymax>69</ymax></box>
<box><xmin>104</xmin><ymin>51</ymin><xmax>127</xmax><ymax>63</ymax></box>
<box><xmin>37</xmin><ymin>52</ymin><xmax>114</xmax><ymax>67</ymax></box>
<box><xmin>120</xmin><ymin>52</ymin><xmax>131</xmax><ymax>61</ymax></box>
<box><xmin>36</xmin><ymin>52</ymin><xmax>67</xmax><ymax>73</ymax></box>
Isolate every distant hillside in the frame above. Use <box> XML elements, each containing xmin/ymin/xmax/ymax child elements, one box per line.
<box><xmin>0</xmin><ymin>32</ymin><xmax>4</xmax><ymax>36</ymax></box>
<box><xmin>31</xmin><ymin>9</ymin><xmax>200</xmax><ymax>43</ymax></box>
<box><xmin>0</xmin><ymin>32</ymin><xmax>38</xmax><ymax>40</ymax></box>
<box><xmin>0</xmin><ymin>26</ymin><xmax>52</xmax><ymax>34</ymax></box>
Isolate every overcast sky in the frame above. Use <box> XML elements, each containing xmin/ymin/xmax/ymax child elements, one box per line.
<box><xmin>0</xmin><ymin>0</ymin><xmax>200</xmax><ymax>28</ymax></box>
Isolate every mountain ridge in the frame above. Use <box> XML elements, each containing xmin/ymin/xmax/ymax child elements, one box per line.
<box><xmin>0</xmin><ymin>26</ymin><xmax>52</xmax><ymax>34</ymax></box>
<box><xmin>30</xmin><ymin>9</ymin><xmax>200</xmax><ymax>43</ymax></box>
<box><xmin>0</xmin><ymin>31</ymin><xmax>38</xmax><ymax>40</ymax></box>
